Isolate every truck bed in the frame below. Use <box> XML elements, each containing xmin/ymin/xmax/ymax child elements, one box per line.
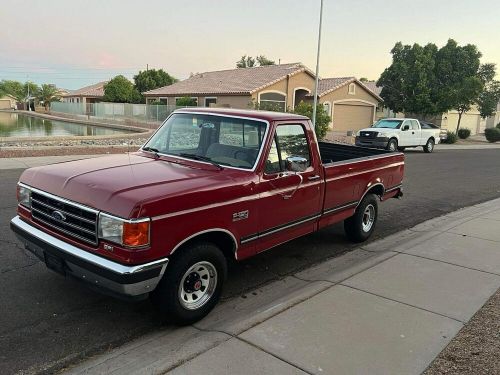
<box><xmin>318</xmin><ymin>142</ymin><xmax>391</xmax><ymax>164</ymax></box>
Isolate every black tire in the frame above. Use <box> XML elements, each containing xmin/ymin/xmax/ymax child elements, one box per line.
<box><xmin>344</xmin><ymin>194</ymin><xmax>379</xmax><ymax>243</ymax></box>
<box><xmin>397</xmin><ymin>147</ymin><xmax>406</xmax><ymax>152</ymax></box>
<box><xmin>150</xmin><ymin>242</ymin><xmax>227</xmax><ymax>325</ymax></box>
<box><xmin>423</xmin><ymin>138</ymin><xmax>435</xmax><ymax>153</ymax></box>
<box><xmin>386</xmin><ymin>138</ymin><xmax>398</xmax><ymax>152</ymax></box>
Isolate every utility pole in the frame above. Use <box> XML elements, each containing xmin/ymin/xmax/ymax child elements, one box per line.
<box><xmin>312</xmin><ymin>0</ymin><xmax>324</xmax><ymax>129</ymax></box>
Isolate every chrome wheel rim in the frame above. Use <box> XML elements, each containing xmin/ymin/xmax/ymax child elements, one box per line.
<box><xmin>178</xmin><ymin>261</ymin><xmax>217</xmax><ymax>310</ymax></box>
<box><xmin>362</xmin><ymin>204</ymin><xmax>375</xmax><ymax>232</ymax></box>
<box><xmin>389</xmin><ymin>141</ymin><xmax>396</xmax><ymax>151</ymax></box>
<box><xmin>427</xmin><ymin>140</ymin><xmax>434</xmax><ymax>151</ymax></box>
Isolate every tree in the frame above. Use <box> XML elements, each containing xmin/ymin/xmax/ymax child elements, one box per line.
<box><xmin>133</xmin><ymin>69</ymin><xmax>177</xmax><ymax>99</ymax></box>
<box><xmin>476</xmin><ymin>63</ymin><xmax>500</xmax><ymax>118</ymax></box>
<box><xmin>377</xmin><ymin>42</ymin><xmax>439</xmax><ymax>116</ymax></box>
<box><xmin>236</xmin><ymin>55</ymin><xmax>256</xmax><ymax>68</ymax></box>
<box><xmin>37</xmin><ymin>84</ymin><xmax>61</xmax><ymax>110</ymax></box>
<box><xmin>378</xmin><ymin>39</ymin><xmax>499</xmax><ymax>133</ymax></box>
<box><xmin>236</xmin><ymin>55</ymin><xmax>275</xmax><ymax>68</ymax></box>
<box><xmin>293</xmin><ymin>101</ymin><xmax>331</xmax><ymax>139</ymax></box>
<box><xmin>103</xmin><ymin>75</ymin><xmax>140</xmax><ymax>103</ymax></box>
<box><xmin>175</xmin><ymin>96</ymin><xmax>197</xmax><ymax>107</ymax></box>
<box><xmin>359</xmin><ymin>77</ymin><xmax>369</xmax><ymax>82</ymax></box>
<box><xmin>256</xmin><ymin>55</ymin><xmax>275</xmax><ymax>66</ymax></box>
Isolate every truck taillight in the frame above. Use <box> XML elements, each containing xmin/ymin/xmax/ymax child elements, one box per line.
<box><xmin>123</xmin><ymin>221</ymin><xmax>150</xmax><ymax>247</ymax></box>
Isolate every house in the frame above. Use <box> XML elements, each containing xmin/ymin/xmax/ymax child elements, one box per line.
<box><xmin>0</xmin><ymin>94</ymin><xmax>17</xmax><ymax>110</ymax></box>
<box><xmin>144</xmin><ymin>63</ymin><xmax>382</xmax><ymax>132</ymax></box>
<box><xmin>62</xmin><ymin>81</ymin><xmax>107</xmax><ymax>104</ymax></box>
<box><xmin>485</xmin><ymin>100</ymin><xmax>500</xmax><ymax>130</ymax></box>
<box><xmin>309</xmin><ymin>77</ymin><xmax>383</xmax><ymax>131</ymax></box>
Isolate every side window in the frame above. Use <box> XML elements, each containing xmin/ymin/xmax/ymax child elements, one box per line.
<box><xmin>411</xmin><ymin>120</ymin><xmax>419</xmax><ymax>130</ymax></box>
<box><xmin>264</xmin><ymin>137</ymin><xmax>281</xmax><ymax>174</ymax></box>
<box><xmin>265</xmin><ymin>124</ymin><xmax>311</xmax><ymax>174</ymax></box>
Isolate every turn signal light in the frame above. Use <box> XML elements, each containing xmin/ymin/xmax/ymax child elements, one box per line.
<box><xmin>123</xmin><ymin>221</ymin><xmax>150</xmax><ymax>247</ymax></box>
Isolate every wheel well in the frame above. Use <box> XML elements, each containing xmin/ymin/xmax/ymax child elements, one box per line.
<box><xmin>364</xmin><ymin>184</ymin><xmax>385</xmax><ymax>200</ymax></box>
<box><xmin>172</xmin><ymin>231</ymin><xmax>237</xmax><ymax>261</ymax></box>
<box><xmin>427</xmin><ymin>136</ymin><xmax>435</xmax><ymax>142</ymax></box>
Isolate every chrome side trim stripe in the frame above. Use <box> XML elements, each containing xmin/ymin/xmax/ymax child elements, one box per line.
<box><xmin>323</xmin><ymin>201</ymin><xmax>358</xmax><ymax>215</ymax></box>
<box><xmin>384</xmin><ymin>184</ymin><xmax>403</xmax><ymax>193</ymax></box>
<box><xmin>241</xmin><ymin>213</ymin><xmax>321</xmax><ymax>244</ymax></box>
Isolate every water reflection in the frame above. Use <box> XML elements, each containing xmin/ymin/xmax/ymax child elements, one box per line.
<box><xmin>0</xmin><ymin>112</ymin><xmax>133</xmax><ymax>137</ymax></box>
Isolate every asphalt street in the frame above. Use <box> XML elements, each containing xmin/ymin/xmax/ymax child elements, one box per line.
<box><xmin>1</xmin><ymin>147</ymin><xmax>500</xmax><ymax>374</ymax></box>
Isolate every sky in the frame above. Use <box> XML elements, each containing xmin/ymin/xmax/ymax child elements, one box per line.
<box><xmin>1</xmin><ymin>0</ymin><xmax>499</xmax><ymax>90</ymax></box>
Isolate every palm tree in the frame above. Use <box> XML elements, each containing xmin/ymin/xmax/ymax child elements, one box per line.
<box><xmin>37</xmin><ymin>84</ymin><xmax>61</xmax><ymax>110</ymax></box>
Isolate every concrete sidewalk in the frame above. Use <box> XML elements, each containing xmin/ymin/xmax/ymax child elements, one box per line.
<box><xmin>64</xmin><ymin>198</ymin><xmax>500</xmax><ymax>375</ymax></box>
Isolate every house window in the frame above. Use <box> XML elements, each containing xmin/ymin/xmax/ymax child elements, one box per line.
<box><xmin>259</xmin><ymin>92</ymin><xmax>286</xmax><ymax>112</ymax></box>
<box><xmin>205</xmin><ymin>97</ymin><xmax>217</xmax><ymax>107</ymax></box>
<box><xmin>159</xmin><ymin>98</ymin><xmax>168</xmax><ymax>105</ymax></box>
<box><xmin>175</xmin><ymin>97</ymin><xmax>198</xmax><ymax>106</ymax></box>
<box><xmin>348</xmin><ymin>83</ymin><xmax>356</xmax><ymax>95</ymax></box>
<box><xmin>323</xmin><ymin>102</ymin><xmax>331</xmax><ymax>116</ymax></box>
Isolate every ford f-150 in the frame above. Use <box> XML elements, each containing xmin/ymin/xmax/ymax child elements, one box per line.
<box><xmin>11</xmin><ymin>108</ymin><xmax>404</xmax><ymax>324</ymax></box>
<box><xmin>355</xmin><ymin>118</ymin><xmax>441</xmax><ymax>152</ymax></box>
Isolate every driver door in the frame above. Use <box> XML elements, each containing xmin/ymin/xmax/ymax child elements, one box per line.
<box><xmin>398</xmin><ymin>120</ymin><xmax>413</xmax><ymax>146</ymax></box>
<box><xmin>254</xmin><ymin>123</ymin><xmax>323</xmax><ymax>252</ymax></box>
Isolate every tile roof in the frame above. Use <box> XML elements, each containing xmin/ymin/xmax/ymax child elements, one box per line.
<box><xmin>314</xmin><ymin>77</ymin><xmax>356</xmax><ymax>96</ymax></box>
<box><xmin>143</xmin><ymin>63</ymin><xmax>314</xmax><ymax>96</ymax></box>
<box><xmin>64</xmin><ymin>81</ymin><xmax>108</xmax><ymax>98</ymax></box>
<box><xmin>361</xmin><ymin>81</ymin><xmax>383</xmax><ymax>96</ymax></box>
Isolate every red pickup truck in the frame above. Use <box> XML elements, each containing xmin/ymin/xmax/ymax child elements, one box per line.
<box><xmin>11</xmin><ymin>108</ymin><xmax>404</xmax><ymax>324</ymax></box>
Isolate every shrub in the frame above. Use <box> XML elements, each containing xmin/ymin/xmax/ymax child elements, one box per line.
<box><xmin>442</xmin><ymin>131</ymin><xmax>457</xmax><ymax>144</ymax></box>
<box><xmin>484</xmin><ymin>127</ymin><xmax>500</xmax><ymax>143</ymax></box>
<box><xmin>496</xmin><ymin>122</ymin><xmax>500</xmax><ymax>129</ymax></box>
<box><xmin>293</xmin><ymin>101</ymin><xmax>331</xmax><ymax>140</ymax></box>
<box><xmin>457</xmin><ymin>128</ymin><xmax>471</xmax><ymax>139</ymax></box>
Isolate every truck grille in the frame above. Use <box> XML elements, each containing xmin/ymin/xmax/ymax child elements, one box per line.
<box><xmin>31</xmin><ymin>191</ymin><xmax>98</xmax><ymax>245</ymax></box>
<box><xmin>359</xmin><ymin>131</ymin><xmax>378</xmax><ymax>139</ymax></box>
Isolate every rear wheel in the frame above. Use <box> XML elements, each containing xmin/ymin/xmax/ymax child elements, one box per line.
<box><xmin>386</xmin><ymin>138</ymin><xmax>398</xmax><ymax>152</ymax></box>
<box><xmin>150</xmin><ymin>242</ymin><xmax>227</xmax><ymax>325</ymax></box>
<box><xmin>423</xmin><ymin>138</ymin><xmax>435</xmax><ymax>153</ymax></box>
<box><xmin>344</xmin><ymin>194</ymin><xmax>379</xmax><ymax>243</ymax></box>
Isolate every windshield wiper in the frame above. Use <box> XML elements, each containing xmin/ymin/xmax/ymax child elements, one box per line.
<box><xmin>142</xmin><ymin>146</ymin><xmax>160</xmax><ymax>159</ymax></box>
<box><xmin>179</xmin><ymin>153</ymin><xmax>223</xmax><ymax>170</ymax></box>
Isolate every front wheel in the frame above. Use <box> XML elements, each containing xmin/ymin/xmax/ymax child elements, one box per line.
<box><xmin>386</xmin><ymin>139</ymin><xmax>398</xmax><ymax>152</ymax></box>
<box><xmin>344</xmin><ymin>194</ymin><xmax>379</xmax><ymax>243</ymax></box>
<box><xmin>150</xmin><ymin>242</ymin><xmax>227</xmax><ymax>325</ymax></box>
<box><xmin>423</xmin><ymin>138</ymin><xmax>435</xmax><ymax>153</ymax></box>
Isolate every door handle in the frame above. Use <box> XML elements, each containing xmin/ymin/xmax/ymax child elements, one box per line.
<box><xmin>308</xmin><ymin>175</ymin><xmax>321</xmax><ymax>181</ymax></box>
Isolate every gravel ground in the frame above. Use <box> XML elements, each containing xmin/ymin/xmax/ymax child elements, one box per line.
<box><xmin>424</xmin><ymin>288</ymin><xmax>500</xmax><ymax>375</ymax></box>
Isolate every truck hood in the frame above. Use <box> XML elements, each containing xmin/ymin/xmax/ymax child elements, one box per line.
<box><xmin>20</xmin><ymin>153</ymin><xmax>246</xmax><ymax>218</ymax></box>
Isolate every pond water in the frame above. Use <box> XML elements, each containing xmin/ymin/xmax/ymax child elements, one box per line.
<box><xmin>0</xmin><ymin>112</ymin><xmax>134</xmax><ymax>138</ymax></box>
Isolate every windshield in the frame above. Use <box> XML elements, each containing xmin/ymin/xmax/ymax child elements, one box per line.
<box><xmin>372</xmin><ymin>119</ymin><xmax>403</xmax><ymax>129</ymax></box>
<box><xmin>142</xmin><ymin>113</ymin><xmax>267</xmax><ymax>169</ymax></box>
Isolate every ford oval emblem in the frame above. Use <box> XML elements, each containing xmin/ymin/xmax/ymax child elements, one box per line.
<box><xmin>51</xmin><ymin>210</ymin><xmax>66</xmax><ymax>221</ymax></box>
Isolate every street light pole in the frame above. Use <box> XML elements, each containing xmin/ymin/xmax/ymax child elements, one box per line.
<box><xmin>312</xmin><ymin>0</ymin><xmax>324</xmax><ymax>129</ymax></box>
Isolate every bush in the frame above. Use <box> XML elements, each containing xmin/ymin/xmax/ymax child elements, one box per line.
<box><xmin>442</xmin><ymin>131</ymin><xmax>457</xmax><ymax>144</ymax></box>
<box><xmin>485</xmin><ymin>127</ymin><xmax>500</xmax><ymax>143</ymax></box>
<box><xmin>457</xmin><ymin>128</ymin><xmax>471</xmax><ymax>139</ymax></box>
<box><xmin>496</xmin><ymin>122</ymin><xmax>500</xmax><ymax>129</ymax></box>
<box><xmin>293</xmin><ymin>101</ymin><xmax>331</xmax><ymax>140</ymax></box>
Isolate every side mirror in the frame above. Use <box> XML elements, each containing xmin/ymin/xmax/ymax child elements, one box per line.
<box><xmin>402</xmin><ymin>124</ymin><xmax>410</xmax><ymax>131</ymax></box>
<box><xmin>285</xmin><ymin>156</ymin><xmax>308</xmax><ymax>173</ymax></box>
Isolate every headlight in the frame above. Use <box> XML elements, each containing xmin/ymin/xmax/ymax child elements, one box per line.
<box><xmin>98</xmin><ymin>213</ymin><xmax>150</xmax><ymax>247</ymax></box>
<box><xmin>17</xmin><ymin>184</ymin><xmax>31</xmax><ymax>209</ymax></box>
<box><xmin>376</xmin><ymin>132</ymin><xmax>385</xmax><ymax>138</ymax></box>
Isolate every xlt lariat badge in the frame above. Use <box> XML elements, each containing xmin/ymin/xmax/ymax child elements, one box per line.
<box><xmin>232</xmin><ymin>210</ymin><xmax>249</xmax><ymax>221</ymax></box>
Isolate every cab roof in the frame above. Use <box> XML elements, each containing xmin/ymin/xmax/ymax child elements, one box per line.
<box><xmin>174</xmin><ymin>107</ymin><xmax>310</xmax><ymax>123</ymax></box>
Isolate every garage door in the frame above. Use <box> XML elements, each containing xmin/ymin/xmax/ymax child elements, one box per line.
<box><xmin>332</xmin><ymin>103</ymin><xmax>374</xmax><ymax>132</ymax></box>
<box><xmin>0</xmin><ymin>100</ymin><xmax>12</xmax><ymax>109</ymax></box>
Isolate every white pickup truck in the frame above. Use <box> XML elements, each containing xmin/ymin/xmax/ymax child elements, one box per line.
<box><xmin>355</xmin><ymin>118</ymin><xmax>441</xmax><ymax>153</ymax></box>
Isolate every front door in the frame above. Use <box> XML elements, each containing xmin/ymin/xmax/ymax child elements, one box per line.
<box><xmin>398</xmin><ymin>120</ymin><xmax>413</xmax><ymax>146</ymax></box>
<box><xmin>253</xmin><ymin>123</ymin><xmax>323</xmax><ymax>252</ymax></box>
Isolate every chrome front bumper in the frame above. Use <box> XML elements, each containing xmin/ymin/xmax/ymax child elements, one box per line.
<box><xmin>10</xmin><ymin>216</ymin><xmax>168</xmax><ymax>298</ymax></box>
